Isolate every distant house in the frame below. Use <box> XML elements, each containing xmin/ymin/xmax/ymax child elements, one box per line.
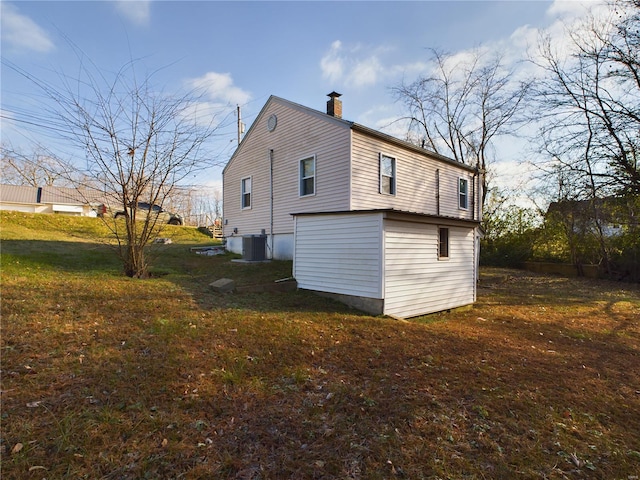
<box><xmin>546</xmin><ymin>197</ymin><xmax>638</xmax><ymax>237</ymax></box>
<box><xmin>222</xmin><ymin>94</ymin><xmax>483</xmax><ymax>318</ymax></box>
<box><xmin>0</xmin><ymin>184</ymin><xmax>107</xmax><ymax>217</ymax></box>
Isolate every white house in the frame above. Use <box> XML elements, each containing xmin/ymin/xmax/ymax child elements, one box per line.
<box><xmin>222</xmin><ymin>93</ymin><xmax>483</xmax><ymax>318</ymax></box>
<box><xmin>0</xmin><ymin>184</ymin><xmax>107</xmax><ymax>216</ymax></box>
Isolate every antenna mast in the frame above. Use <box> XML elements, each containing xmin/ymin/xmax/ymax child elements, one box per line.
<box><xmin>237</xmin><ymin>105</ymin><xmax>245</xmax><ymax>145</ymax></box>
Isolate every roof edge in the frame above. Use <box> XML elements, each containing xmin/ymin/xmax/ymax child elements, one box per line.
<box><xmin>223</xmin><ymin>95</ymin><xmax>478</xmax><ymax>175</ymax></box>
<box><xmin>290</xmin><ymin>208</ymin><xmax>481</xmax><ymax>226</ymax></box>
<box><xmin>350</xmin><ymin>123</ymin><xmax>477</xmax><ymax>173</ymax></box>
<box><xmin>222</xmin><ymin>95</ymin><xmax>354</xmax><ymax>175</ymax></box>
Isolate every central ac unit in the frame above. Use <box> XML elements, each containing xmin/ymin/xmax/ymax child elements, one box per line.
<box><xmin>242</xmin><ymin>235</ymin><xmax>266</xmax><ymax>261</ymax></box>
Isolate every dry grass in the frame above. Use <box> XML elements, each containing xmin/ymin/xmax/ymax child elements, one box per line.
<box><xmin>1</xmin><ymin>213</ymin><xmax>639</xmax><ymax>479</ymax></box>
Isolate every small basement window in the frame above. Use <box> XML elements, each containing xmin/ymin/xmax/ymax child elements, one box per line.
<box><xmin>438</xmin><ymin>227</ymin><xmax>449</xmax><ymax>259</ymax></box>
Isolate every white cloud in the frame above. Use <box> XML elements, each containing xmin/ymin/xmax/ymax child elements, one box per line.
<box><xmin>546</xmin><ymin>0</ymin><xmax>601</xmax><ymax>20</ymax></box>
<box><xmin>183</xmin><ymin>72</ymin><xmax>251</xmax><ymax>128</ymax></box>
<box><xmin>320</xmin><ymin>40</ymin><xmax>345</xmax><ymax>83</ymax></box>
<box><xmin>0</xmin><ymin>3</ymin><xmax>54</xmax><ymax>53</ymax></box>
<box><xmin>203</xmin><ymin>178</ymin><xmax>223</xmax><ymax>193</ymax></box>
<box><xmin>412</xmin><ymin>0</ymin><xmax>612</xmax><ymax>89</ymax></box>
<box><xmin>375</xmin><ymin>115</ymin><xmax>412</xmax><ymax>139</ymax></box>
<box><xmin>508</xmin><ymin>24</ymin><xmax>540</xmax><ymax>60</ymax></box>
<box><xmin>349</xmin><ymin>57</ymin><xmax>383</xmax><ymax>88</ymax></box>
<box><xmin>389</xmin><ymin>60</ymin><xmax>428</xmax><ymax>78</ymax></box>
<box><xmin>505</xmin><ymin>0</ymin><xmax>615</xmax><ymax>81</ymax></box>
<box><xmin>325</xmin><ymin>41</ymin><xmax>384</xmax><ymax>87</ymax></box>
<box><xmin>114</xmin><ymin>0</ymin><xmax>151</xmax><ymax>26</ymax></box>
<box><xmin>179</xmin><ymin>101</ymin><xmax>224</xmax><ymax>129</ymax></box>
<box><xmin>321</xmin><ymin>40</ymin><xmax>422</xmax><ymax>89</ymax></box>
<box><xmin>186</xmin><ymin>72</ymin><xmax>251</xmax><ymax>106</ymax></box>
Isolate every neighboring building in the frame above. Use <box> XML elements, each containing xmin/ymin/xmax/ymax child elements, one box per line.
<box><xmin>546</xmin><ymin>197</ymin><xmax>638</xmax><ymax>237</ymax></box>
<box><xmin>222</xmin><ymin>93</ymin><xmax>483</xmax><ymax>318</ymax></box>
<box><xmin>0</xmin><ymin>184</ymin><xmax>107</xmax><ymax>216</ymax></box>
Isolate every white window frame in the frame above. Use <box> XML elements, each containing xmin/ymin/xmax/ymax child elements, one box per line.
<box><xmin>299</xmin><ymin>155</ymin><xmax>316</xmax><ymax>197</ymax></box>
<box><xmin>458</xmin><ymin>177</ymin><xmax>469</xmax><ymax>210</ymax></box>
<box><xmin>438</xmin><ymin>227</ymin><xmax>449</xmax><ymax>260</ymax></box>
<box><xmin>379</xmin><ymin>153</ymin><xmax>396</xmax><ymax>195</ymax></box>
<box><xmin>241</xmin><ymin>176</ymin><xmax>252</xmax><ymax>210</ymax></box>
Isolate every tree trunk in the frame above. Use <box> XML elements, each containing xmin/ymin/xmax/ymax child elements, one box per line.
<box><xmin>122</xmin><ymin>244</ymin><xmax>148</xmax><ymax>278</ymax></box>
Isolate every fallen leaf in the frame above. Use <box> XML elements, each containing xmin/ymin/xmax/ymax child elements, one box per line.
<box><xmin>569</xmin><ymin>452</ymin><xmax>583</xmax><ymax>468</ymax></box>
<box><xmin>11</xmin><ymin>443</ymin><xmax>23</xmax><ymax>454</ymax></box>
<box><xmin>161</xmin><ymin>438</ymin><xmax>168</xmax><ymax>447</ymax></box>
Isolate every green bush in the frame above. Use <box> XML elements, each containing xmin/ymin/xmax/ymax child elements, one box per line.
<box><xmin>480</xmin><ymin>230</ymin><xmax>536</xmax><ymax>267</ymax></box>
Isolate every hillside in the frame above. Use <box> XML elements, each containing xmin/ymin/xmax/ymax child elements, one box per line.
<box><xmin>0</xmin><ymin>211</ymin><xmax>214</xmax><ymax>243</ymax></box>
<box><xmin>1</xmin><ymin>212</ymin><xmax>639</xmax><ymax>479</ymax></box>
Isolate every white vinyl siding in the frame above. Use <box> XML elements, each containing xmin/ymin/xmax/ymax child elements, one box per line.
<box><xmin>383</xmin><ymin>221</ymin><xmax>476</xmax><ymax>318</ymax></box>
<box><xmin>294</xmin><ymin>211</ymin><xmax>478</xmax><ymax>318</ymax></box>
<box><xmin>53</xmin><ymin>204</ymin><xmax>84</xmax><ymax>213</ymax></box>
<box><xmin>223</xmin><ymin>98</ymin><xmax>351</xmax><ymax>239</ymax></box>
<box><xmin>294</xmin><ymin>213</ymin><xmax>382</xmax><ymax>298</ymax></box>
<box><xmin>350</xmin><ymin>129</ymin><xmax>476</xmax><ymax>220</ymax></box>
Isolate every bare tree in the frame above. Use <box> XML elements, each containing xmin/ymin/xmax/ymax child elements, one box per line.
<box><xmin>160</xmin><ymin>185</ymin><xmax>221</xmax><ymax>227</ymax></box>
<box><xmin>0</xmin><ymin>145</ymin><xmax>78</xmax><ymax>187</ymax></box>
<box><xmin>393</xmin><ymin>48</ymin><xmax>530</xmax><ymax>203</ymax></box>
<box><xmin>187</xmin><ymin>186</ymin><xmax>222</xmax><ymax>227</ymax></box>
<box><xmin>530</xmin><ymin>0</ymin><xmax>640</xmax><ymax>275</ymax></box>
<box><xmin>531</xmin><ymin>0</ymin><xmax>640</xmax><ymax>197</ymax></box>
<box><xmin>4</xmin><ymin>57</ymin><xmax>223</xmax><ymax>277</ymax></box>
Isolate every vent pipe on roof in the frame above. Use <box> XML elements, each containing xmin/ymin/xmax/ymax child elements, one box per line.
<box><xmin>327</xmin><ymin>91</ymin><xmax>342</xmax><ymax>118</ymax></box>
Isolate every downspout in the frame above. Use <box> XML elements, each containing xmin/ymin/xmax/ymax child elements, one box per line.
<box><xmin>475</xmin><ymin>164</ymin><xmax>484</xmax><ymax>222</ymax></box>
<box><xmin>269</xmin><ymin>149</ymin><xmax>274</xmax><ymax>259</ymax></box>
<box><xmin>471</xmin><ymin>170</ymin><xmax>476</xmax><ymax>221</ymax></box>
<box><xmin>435</xmin><ymin>169</ymin><xmax>440</xmax><ymax>216</ymax></box>
<box><xmin>473</xmin><ymin>165</ymin><xmax>481</xmax><ymax>288</ymax></box>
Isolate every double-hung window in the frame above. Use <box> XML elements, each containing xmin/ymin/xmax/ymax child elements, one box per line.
<box><xmin>380</xmin><ymin>153</ymin><xmax>396</xmax><ymax>195</ymax></box>
<box><xmin>438</xmin><ymin>227</ymin><xmax>449</xmax><ymax>259</ymax></box>
<box><xmin>241</xmin><ymin>176</ymin><xmax>251</xmax><ymax>209</ymax></box>
<box><xmin>300</xmin><ymin>156</ymin><xmax>315</xmax><ymax>196</ymax></box>
<box><xmin>458</xmin><ymin>178</ymin><xmax>469</xmax><ymax>210</ymax></box>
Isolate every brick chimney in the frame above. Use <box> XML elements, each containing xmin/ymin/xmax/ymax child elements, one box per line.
<box><xmin>326</xmin><ymin>91</ymin><xmax>342</xmax><ymax>118</ymax></box>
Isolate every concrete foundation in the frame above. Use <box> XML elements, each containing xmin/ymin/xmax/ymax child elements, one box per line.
<box><xmin>309</xmin><ymin>290</ymin><xmax>384</xmax><ymax>316</ymax></box>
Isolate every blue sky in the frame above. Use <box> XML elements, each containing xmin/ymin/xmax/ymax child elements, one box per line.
<box><xmin>1</xmin><ymin>1</ymin><xmax>601</xmax><ymax>192</ymax></box>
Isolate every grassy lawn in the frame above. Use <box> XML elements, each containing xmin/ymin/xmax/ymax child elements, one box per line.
<box><xmin>1</xmin><ymin>211</ymin><xmax>639</xmax><ymax>479</ymax></box>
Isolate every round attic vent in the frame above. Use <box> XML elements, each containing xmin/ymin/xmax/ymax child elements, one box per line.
<box><xmin>267</xmin><ymin>114</ymin><xmax>278</xmax><ymax>132</ymax></box>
